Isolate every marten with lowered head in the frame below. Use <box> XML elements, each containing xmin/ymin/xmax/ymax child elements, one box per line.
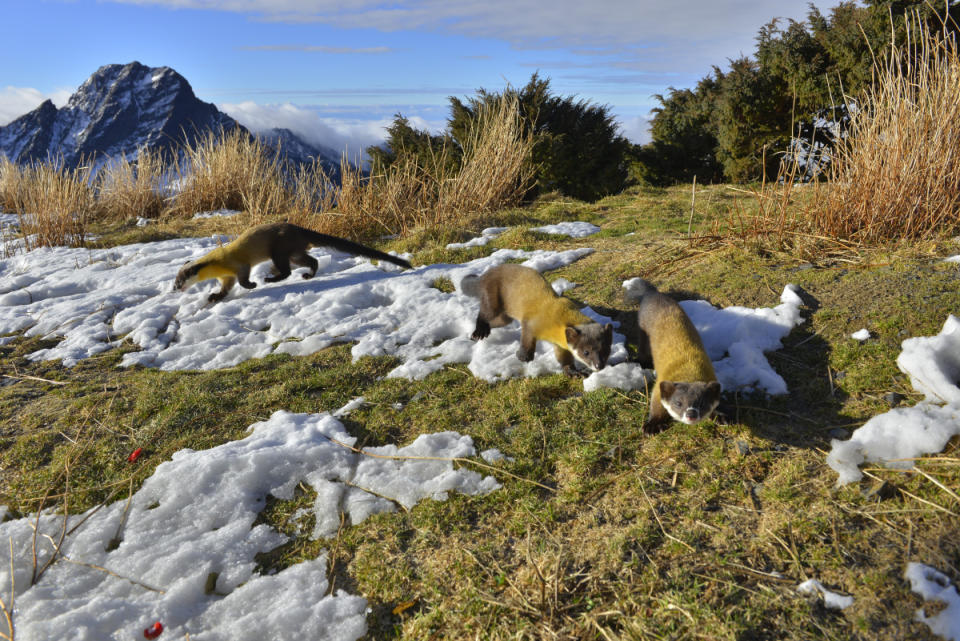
<box><xmin>461</xmin><ymin>264</ymin><xmax>612</xmax><ymax>375</ymax></box>
<box><xmin>624</xmin><ymin>278</ymin><xmax>721</xmax><ymax>433</ymax></box>
<box><xmin>174</xmin><ymin>222</ymin><xmax>412</xmax><ymax>303</ymax></box>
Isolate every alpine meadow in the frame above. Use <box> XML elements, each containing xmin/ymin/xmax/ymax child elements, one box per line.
<box><xmin>1</xmin><ymin>2</ymin><xmax>960</xmax><ymax>640</ymax></box>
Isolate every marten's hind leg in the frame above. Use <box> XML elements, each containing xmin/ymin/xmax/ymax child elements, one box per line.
<box><xmin>291</xmin><ymin>251</ymin><xmax>319</xmax><ymax>279</ymax></box>
<box><xmin>471</xmin><ymin>289</ymin><xmax>510</xmax><ymax>341</ymax></box>
<box><xmin>265</xmin><ymin>250</ymin><xmax>292</xmax><ymax>283</ymax></box>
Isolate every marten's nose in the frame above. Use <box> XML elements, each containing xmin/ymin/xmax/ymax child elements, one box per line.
<box><xmin>684</xmin><ymin>408</ymin><xmax>700</xmax><ymax>421</ymax></box>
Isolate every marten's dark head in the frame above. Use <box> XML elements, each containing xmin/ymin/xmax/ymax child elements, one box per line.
<box><xmin>173</xmin><ymin>261</ymin><xmax>202</xmax><ymax>292</ymax></box>
<box><xmin>565</xmin><ymin>323</ymin><xmax>613</xmax><ymax>371</ymax></box>
<box><xmin>659</xmin><ymin>380</ymin><xmax>722</xmax><ymax>425</ymax></box>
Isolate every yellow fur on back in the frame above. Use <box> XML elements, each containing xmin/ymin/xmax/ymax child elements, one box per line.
<box><xmin>496</xmin><ymin>265</ymin><xmax>590</xmax><ymax>349</ymax></box>
<box><xmin>205</xmin><ymin>226</ymin><xmax>274</xmax><ymax>266</ymax></box>
<box><xmin>646</xmin><ymin>302</ymin><xmax>715</xmax><ymax>382</ymax></box>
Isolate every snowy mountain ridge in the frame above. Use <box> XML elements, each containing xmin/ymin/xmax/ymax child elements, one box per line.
<box><xmin>0</xmin><ymin>61</ymin><xmax>339</xmax><ymax>172</ymax></box>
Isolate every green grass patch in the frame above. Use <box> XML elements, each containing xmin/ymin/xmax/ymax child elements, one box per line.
<box><xmin>2</xmin><ymin>185</ymin><xmax>957</xmax><ymax>640</ymax></box>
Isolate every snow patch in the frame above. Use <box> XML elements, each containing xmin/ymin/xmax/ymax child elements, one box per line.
<box><xmin>446</xmin><ymin>227</ymin><xmax>508</xmax><ymax>250</ymax></box>
<box><xmin>583</xmin><ymin>362</ymin><xmax>655</xmax><ymax>393</ymax></box>
<box><xmin>530</xmin><ymin>222</ymin><xmax>601</xmax><ymax>238</ymax></box>
<box><xmin>851</xmin><ymin>328</ymin><xmax>870</xmax><ymax>341</ymax></box>
<box><xmin>796</xmin><ymin>579</ymin><xmax>854</xmax><ymax>610</ymax></box>
<box><xmin>551</xmin><ymin>278</ymin><xmax>576</xmax><ymax>294</ymax></box>
<box><xmin>0</xmin><ymin>407</ymin><xmax>499</xmax><ymax>640</ymax></box>
<box><xmin>828</xmin><ymin>316</ymin><xmax>960</xmax><ymax>484</ymax></box>
<box><xmin>192</xmin><ymin>209</ymin><xmax>241</xmax><ymax>219</ymax></box>
<box><xmin>905</xmin><ymin>563</ymin><xmax>960</xmax><ymax>641</ymax></box>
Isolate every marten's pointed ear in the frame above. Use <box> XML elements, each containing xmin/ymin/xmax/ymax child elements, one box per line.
<box><xmin>659</xmin><ymin>381</ymin><xmax>676</xmax><ymax>398</ymax></box>
<box><xmin>565</xmin><ymin>326</ymin><xmax>581</xmax><ymax>343</ymax></box>
<box><xmin>707</xmin><ymin>381</ymin><xmax>722</xmax><ymax>398</ymax></box>
<box><xmin>603</xmin><ymin>323</ymin><xmax>613</xmax><ymax>339</ymax></box>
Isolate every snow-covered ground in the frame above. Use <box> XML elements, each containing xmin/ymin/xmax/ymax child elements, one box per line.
<box><xmin>828</xmin><ymin>315</ymin><xmax>960</xmax><ymax>484</ymax></box>
<box><xmin>445</xmin><ymin>226</ymin><xmax>507</xmax><ymax>250</ymax></box>
<box><xmin>0</xmin><ymin>402</ymin><xmax>499</xmax><ymax>640</ymax></box>
<box><xmin>192</xmin><ymin>209</ymin><xmax>241</xmax><ymax>220</ymax></box>
<box><xmin>530</xmin><ymin>221</ymin><xmax>601</xmax><ymax>238</ymax></box>
<box><xmin>620</xmin><ymin>278</ymin><xmax>805</xmax><ymax>395</ymax></box>
<box><xmin>0</xmin><ymin>235</ymin><xmax>804</xmax><ymax>394</ymax></box>
<box><xmin>906</xmin><ymin>563</ymin><xmax>960</xmax><ymax>640</ymax></box>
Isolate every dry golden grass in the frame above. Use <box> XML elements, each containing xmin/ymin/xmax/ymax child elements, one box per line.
<box><xmin>324</xmin><ymin>94</ymin><xmax>534</xmax><ymax>239</ymax></box>
<box><xmin>2</xmin><ymin>96</ymin><xmax>535</xmax><ymax>251</ymax></box>
<box><xmin>95</xmin><ymin>146</ymin><xmax>169</xmax><ymax>221</ymax></box>
<box><xmin>813</xmin><ymin>17</ymin><xmax>960</xmax><ymax>243</ymax></box>
<box><xmin>167</xmin><ymin>126</ymin><xmax>287</xmax><ymax>219</ymax></box>
<box><xmin>0</xmin><ymin>157</ymin><xmax>22</xmax><ymax>213</ymax></box>
<box><xmin>13</xmin><ymin>160</ymin><xmax>96</xmax><ymax>252</ymax></box>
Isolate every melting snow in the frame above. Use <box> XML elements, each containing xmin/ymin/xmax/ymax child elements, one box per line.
<box><xmin>851</xmin><ymin>328</ymin><xmax>870</xmax><ymax>341</ymax></box>
<box><xmin>0</xmin><ymin>236</ymin><xmax>807</xmax><ymax>395</ymax></box>
<box><xmin>445</xmin><ymin>227</ymin><xmax>507</xmax><ymax>250</ymax></box>
<box><xmin>620</xmin><ymin>279</ymin><xmax>806</xmax><ymax>395</ymax></box>
<box><xmin>828</xmin><ymin>316</ymin><xmax>960</xmax><ymax>484</ymax></box>
<box><xmin>0</xmin><ymin>404</ymin><xmax>500</xmax><ymax>640</ymax></box>
<box><xmin>192</xmin><ymin>209</ymin><xmax>241</xmax><ymax>219</ymax></box>
<box><xmin>796</xmin><ymin>579</ymin><xmax>854</xmax><ymax>610</ymax></box>
<box><xmin>905</xmin><ymin>563</ymin><xmax>960</xmax><ymax>641</ymax></box>
<box><xmin>530</xmin><ymin>222</ymin><xmax>601</xmax><ymax>238</ymax></box>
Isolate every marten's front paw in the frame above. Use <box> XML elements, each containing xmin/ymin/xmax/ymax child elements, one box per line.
<box><xmin>642</xmin><ymin>418</ymin><xmax>669</xmax><ymax>435</ymax></box>
<box><xmin>470</xmin><ymin>321</ymin><xmax>491</xmax><ymax>341</ymax></box>
<box><xmin>515</xmin><ymin>347</ymin><xmax>535</xmax><ymax>362</ymax></box>
<box><xmin>562</xmin><ymin>365</ymin><xmax>585</xmax><ymax>378</ymax></box>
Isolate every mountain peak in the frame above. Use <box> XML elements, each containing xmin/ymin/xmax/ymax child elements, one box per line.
<box><xmin>1</xmin><ymin>61</ymin><xmax>235</xmax><ymax>167</ymax></box>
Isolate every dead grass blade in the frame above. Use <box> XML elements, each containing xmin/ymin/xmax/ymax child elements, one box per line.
<box><xmin>812</xmin><ymin>13</ymin><xmax>960</xmax><ymax>244</ymax></box>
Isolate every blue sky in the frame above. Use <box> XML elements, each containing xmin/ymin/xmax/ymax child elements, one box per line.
<box><xmin>1</xmin><ymin>0</ymin><xmax>846</xmax><ymax>151</ymax></box>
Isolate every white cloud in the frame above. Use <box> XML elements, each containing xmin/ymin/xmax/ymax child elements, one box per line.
<box><xmin>617</xmin><ymin>115</ymin><xmax>652</xmax><ymax>145</ymax></box>
<box><xmin>218</xmin><ymin>101</ymin><xmax>446</xmax><ymax>163</ymax></box>
<box><xmin>107</xmin><ymin>0</ymin><xmax>836</xmax><ymax>74</ymax></box>
<box><xmin>237</xmin><ymin>44</ymin><xmax>392</xmax><ymax>54</ymax></box>
<box><xmin>0</xmin><ymin>87</ymin><xmax>71</xmax><ymax>126</ymax></box>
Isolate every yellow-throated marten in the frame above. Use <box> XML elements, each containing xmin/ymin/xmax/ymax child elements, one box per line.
<box><xmin>174</xmin><ymin>222</ymin><xmax>412</xmax><ymax>303</ymax></box>
<box><xmin>624</xmin><ymin>278</ymin><xmax>721</xmax><ymax>432</ymax></box>
<box><xmin>461</xmin><ymin>264</ymin><xmax>612</xmax><ymax>375</ymax></box>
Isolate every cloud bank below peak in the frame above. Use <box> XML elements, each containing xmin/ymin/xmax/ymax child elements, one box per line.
<box><xmin>218</xmin><ymin>101</ymin><xmax>445</xmax><ymax>162</ymax></box>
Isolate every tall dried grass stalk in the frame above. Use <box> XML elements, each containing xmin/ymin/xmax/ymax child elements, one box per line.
<box><xmin>438</xmin><ymin>94</ymin><xmax>536</xmax><ymax>216</ymax></box>
<box><xmin>16</xmin><ymin>160</ymin><xmax>96</xmax><ymax>251</ymax></box>
<box><xmin>813</xmin><ymin>16</ymin><xmax>960</xmax><ymax>243</ymax></box>
<box><xmin>324</xmin><ymin>94</ymin><xmax>534</xmax><ymax>239</ymax></box>
<box><xmin>169</xmin><ymin>127</ymin><xmax>286</xmax><ymax>218</ymax></box>
<box><xmin>282</xmin><ymin>160</ymin><xmax>338</xmax><ymax>229</ymax></box>
<box><xmin>96</xmin><ymin>147</ymin><xmax>169</xmax><ymax>221</ymax></box>
<box><xmin>0</xmin><ymin>157</ymin><xmax>23</xmax><ymax>213</ymax></box>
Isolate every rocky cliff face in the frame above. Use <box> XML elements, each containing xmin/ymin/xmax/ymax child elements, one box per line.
<box><xmin>0</xmin><ymin>62</ymin><xmax>340</xmax><ymax>175</ymax></box>
<box><xmin>0</xmin><ymin>62</ymin><xmax>239</xmax><ymax>167</ymax></box>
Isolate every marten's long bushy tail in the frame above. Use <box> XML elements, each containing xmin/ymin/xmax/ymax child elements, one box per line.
<box><xmin>304</xmin><ymin>229</ymin><xmax>412</xmax><ymax>270</ymax></box>
<box><xmin>622</xmin><ymin>277</ymin><xmax>658</xmax><ymax>304</ymax></box>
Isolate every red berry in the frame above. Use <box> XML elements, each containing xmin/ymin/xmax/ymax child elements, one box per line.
<box><xmin>128</xmin><ymin>447</ymin><xmax>143</xmax><ymax>463</ymax></box>
<box><xmin>143</xmin><ymin>621</ymin><xmax>163</xmax><ymax>639</ymax></box>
